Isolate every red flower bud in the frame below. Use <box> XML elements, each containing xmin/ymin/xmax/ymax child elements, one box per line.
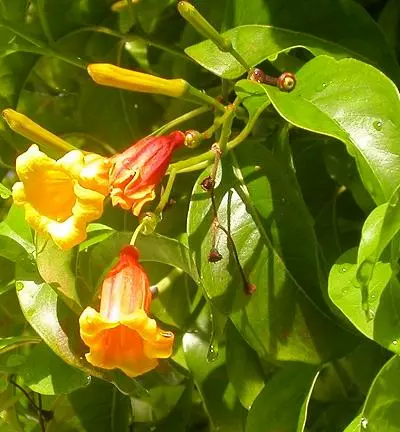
<box><xmin>109</xmin><ymin>131</ymin><xmax>185</xmax><ymax>215</ymax></box>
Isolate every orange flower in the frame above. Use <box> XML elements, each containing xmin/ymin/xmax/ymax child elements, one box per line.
<box><xmin>79</xmin><ymin>246</ymin><xmax>174</xmax><ymax>377</ymax></box>
<box><xmin>109</xmin><ymin>131</ymin><xmax>185</xmax><ymax>215</ymax></box>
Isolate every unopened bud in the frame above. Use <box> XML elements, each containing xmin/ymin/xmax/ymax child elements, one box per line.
<box><xmin>87</xmin><ymin>64</ymin><xmax>188</xmax><ymax>97</ymax></box>
<box><xmin>201</xmin><ymin>176</ymin><xmax>214</xmax><ymax>191</ymax></box>
<box><xmin>277</xmin><ymin>72</ymin><xmax>296</xmax><ymax>92</ymax></box>
<box><xmin>245</xmin><ymin>283</ymin><xmax>256</xmax><ymax>296</ymax></box>
<box><xmin>2</xmin><ymin>109</ymin><xmax>75</xmax><ymax>154</ymax></box>
<box><xmin>184</xmin><ymin>130</ymin><xmax>203</xmax><ymax>148</ymax></box>
<box><xmin>208</xmin><ymin>247</ymin><xmax>223</xmax><ymax>263</ymax></box>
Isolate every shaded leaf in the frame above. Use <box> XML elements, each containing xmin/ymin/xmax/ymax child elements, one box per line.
<box><xmin>246</xmin><ymin>363</ymin><xmax>319</xmax><ymax>432</ymax></box>
<box><xmin>69</xmin><ymin>378</ymin><xmax>130</xmax><ymax>432</ymax></box>
<box><xmin>18</xmin><ymin>343</ymin><xmax>90</xmax><ymax>395</ymax></box>
<box><xmin>361</xmin><ymin>355</ymin><xmax>400</xmax><ymax>432</ymax></box>
<box><xmin>188</xmin><ymin>161</ymin><xmax>353</xmax><ymax>364</ymax></box>
<box><xmin>183</xmin><ymin>324</ymin><xmax>246</xmax><ymax>431</ymax></box>
<box><xmin>226</xmin><ymin>322</ymin><xmax>265</xmax><ymax>409</ymax></box>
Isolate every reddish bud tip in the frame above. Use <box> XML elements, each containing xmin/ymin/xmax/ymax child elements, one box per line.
<box><xmin>249</xmin><ymin>68</ymin><xmax>266</xmax><ymax>83</ymax></box>
<box><xmin>184</xmin><ymin>129</ymin><xmax>202</xmax><ymax>148</ymax></box>
<box><xmin>245</xmin><ymin>283</ymin><xmax>256</xmax><ymax>296</ymax></box>
<box><xmin>277</xmin><ymin>72</ymin><xmax>296</xmax><ymax>92</ymax></box>
<box><xmin>208</xmin><ymin>248</ymin><xmax>223</xmax><ymax>263</ymax></box>
<box><xmin>201</xmin><ymin>176</ymin><xmax>214</xmax><ymax>191</ymax></box>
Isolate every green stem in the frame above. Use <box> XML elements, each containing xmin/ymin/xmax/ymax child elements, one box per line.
<box><xmin>155</xmin><ymin>169</ymin><xmax>177</xmax><ymax>213</ymax></box>
<box><xmin>218</xmin><ymin>105</ymin><xmax>235</xmax><ymax>153</ymax></box>
<box><xmin>35</xmin><ymin>0</ymin><xmax>54</xmax><ymax>44</ymax></box>
<box><xmin>168</xmin><ymin>97</ymin><xmax>264</xmax><ymax>174</ymax></box>
<box><xmin>177</xmin><ymin>1</ymin><xmax>251</xmax><ymax>71</ymax></box>
<box><xmin>151</xmin><ymin>106</ymin><xmax>210</xmax><ymax>137</ymax></box>
<box><xmin>154</xmin><ymin>268</ymin><xmax>183</xmax><ymax>295</ymax></box>
<box><xmin>186</xmin><ymin>85</ymin><xmax>225</xmax><ymax>112</ymax></box>
<box><xmin>130</xmin><ymin>222</ymin><xmax>144</xmax><ymax>246</ymax></box>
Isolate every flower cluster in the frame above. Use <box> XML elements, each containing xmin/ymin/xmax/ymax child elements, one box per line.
<box><xmin>12</xmin><ymin>131</ymin><xmax>184</xmax><ymax>249</ymax></box>
<box><xmin>11</xmin><ymin>103</ymin><xmax>184</xmax><ymax>376</ymax></box>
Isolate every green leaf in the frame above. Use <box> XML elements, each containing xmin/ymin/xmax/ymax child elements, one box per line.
<box><xmin>226</xmin><ymin>322</ymin><xmax>265</xmax><ymax>409</ymax></box>
<box><xmin>238</xmin><ymin>56</ymin><xmax>400</xmax><ymax>204</ymax></box>
<box><xmin>378</xmin><ymin>0</ymin><xmax>400</xmax><ymax>55</ymax></box>
<box><xmin>213</xmin><ymin>0</ymin><xmax>398</xmax><ymax>81</ymax></box>
<box><xmin>0</xmin><ymin>205</ymin><xmax>34</xmax><ymax>264</ymax></box>
<box><xmin>18</xmin><ymin>343</ymin><xmax>89</xmax><ymax>395</ymax></box>
<box><xmin>182</xmin><ymin>320</ymin><xmax>246</xmax><ymax>431</ymax></box>
<box><xmin>328</xmin><ymin>248</ymin><xmax>400</xmax><ymax>353</ymax></box>
<box><xmin>69</xmin><ymin>378</ymin><xmax>131</xmax><ymax>432</ymax></box>
<box><xmin>36</xmin><ymin>236</ymin><xmax>81</xmax><ymax>313</ymax></box>
<box><xmin>0</xmin><ymin>182</ymin><xmax>11</xmax><ymax>199</ymax></box>
<box><xmin>343</xmin><ymin>414</ymin><xmax>363</xmax><ymax>432</ymax></box>
<box><xmin>355</xmin><ymin>185</ymin><xmax>400</xmax><ymax>311</ymax></box>
<box><xmin>231</xmin><ymin>142</ymin><xmax>326</xmax><ymax>308</ymax></box>
<box><xmin>188</xmin><ymin>161</ymin><xmax>353</xmax><ymax>364</ymax></box>
<box><xmin>246</xmin><ymin>363</ymin><xmax>319</xmax><ymax>432</ymax></box>
<box><xmin>185</xmin><ymin>20</ymin><xmax>399</xmax><ymax>81</ymax></box>
<box><xmin>361</xmin><ymin>355</ymin><xmax>400</xmax><ymax>432</ymax></box>
<box><xmin>78</xmin><ymin>223</ymin><xmax>114</xmax><ymax>252</ymax></box>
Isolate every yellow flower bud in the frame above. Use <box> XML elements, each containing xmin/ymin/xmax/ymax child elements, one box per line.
<box><xmin>87</xmin><ymin>64</ymin><xmax>188</xmax><ymax>98</ymax></box>
<box><xmin>2</xmin><ymin>109</ymin><xmax>75</xmax><ymax>154</ymax></box>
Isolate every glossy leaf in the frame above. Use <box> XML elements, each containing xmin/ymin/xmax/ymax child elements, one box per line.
<box><xmin>237</xmin><ymin>56</ymin><xmax>400</xmax><ymax>205</ymax></box>
<box><xmin>69</xmin><ymin>378</ymin><xmax>130</xmax><ymax>432</ymax></box>
<box><xmin>210</xmin><ymin>0</ymin><xmax>399</xmax><ymax>81</ymax></box>
<box><xmin>186</xmin><ymin>24</ymin><xmax>397</xmax><ymax>80</ymax></box>
<box><xmin>361</xmin><ymin>355</ymin><xmax>400</xmax><ymax>432</ymax></box>
<box><xmin>188</xmin><ymin>159</ymin><xmax>353</xmax><ymax>364</ymax></box>
<box><xmin>183</xmin><ymin>328</ymin><xmax>246</xmax><ymax>431</ymax></box>
<box><xmin>343</xmin><ymin>414</ymin><xmax>363</xmax><ymax>432</ymax></box>
<box><xmin>355</xmin><ymin>185</ymin><xmax>400</xmax><ymax>310</ymax></box>
<box><xmin>329</xmin><ymin>248</ymin><xmax>400</xmax><ymax>353</ymax></box>
<box><xmin>36</xmin><ymin>236</ymin><xmax>81</xmax><ymax>313</ymax></box>
<box><xmin>226</xmin><ymin>322</ymin><xmax>265</xmax><ymax>409</ymax></box>
<box><xmin>246</xmin><ymin>363</ymin><xmax>319</xmax><ymax>432</ymax></box>
<box><xmin>18</xmin><ymin>343</ymin><xmax>89</xmax><ymax>395</ymax></box>
<box><xmin>0</xmin><ymin>205</ymin><xmax>34</xmax><ymax>263</ymax></box>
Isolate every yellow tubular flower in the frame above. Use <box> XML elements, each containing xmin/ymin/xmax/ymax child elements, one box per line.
<box><xmin>12</xmin><ymin>145</ymin><xmax>110</xmax><ymax>250</ymax></box>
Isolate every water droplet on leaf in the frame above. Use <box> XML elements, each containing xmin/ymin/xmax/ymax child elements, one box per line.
<box><xmin>372</xmin><ymin>120</ymin><xmax>383</xmax><ymax>131</ymax></box>
<box><xmin>16</xmin><ymin>281</ymin><xmax>24</xmax><ymax>291</ymax></box>
<box><xmin>361</xmin><ymin>417</ymin><xmax>368</xmax><ymax>429</ymax></box>
<box><xmin>207</xmin><ymin>344</ymin><xmax>219</xmax><ymax>363</ymax></box>
<box><xmin>393</xmin><ymin>340</ymin><xmax>398</xmax><ymax>346</ymax></box>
